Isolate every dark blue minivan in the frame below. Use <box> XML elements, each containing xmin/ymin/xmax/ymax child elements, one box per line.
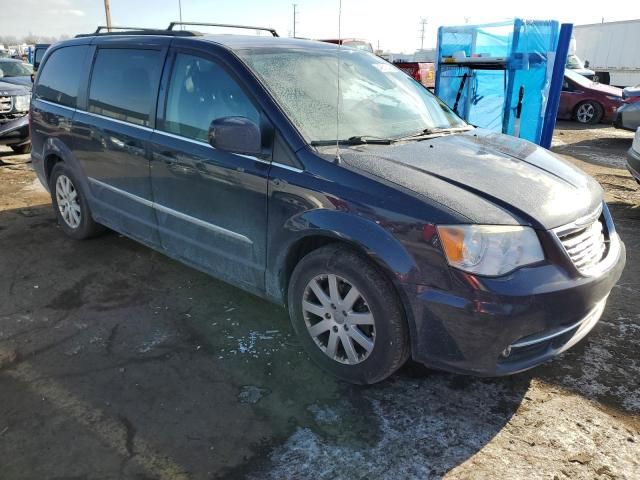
<box><xmin>30</xmin><ymin>25</ymin><xmax>626</xmax><ymax>384</ymax></box>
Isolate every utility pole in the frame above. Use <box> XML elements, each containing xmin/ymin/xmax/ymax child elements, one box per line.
<box><xmin>293</xmin><ymin>4</ymin><xmax>298</xmax><ymax>38</ymax></box>
<box><xmin>103</xmin><ymin>0</ymin><xmax>112</xmax><ymax>32</ymax></box>
<box><xmin>178</xmin><ymin>0</ymin><xmax>183</xmax><ymax>28</ymax></box>
<box><xmin>419</xmin><ymin>17</ymin><xmax>428</xmax><ymax>51</ymax></box>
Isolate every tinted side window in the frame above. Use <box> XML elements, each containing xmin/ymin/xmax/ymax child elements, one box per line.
<box><xmin>88</xmin><ymin>49</ymin><xmax>162</xmax><ymax>127</ymax></box>
<box><xmin>34</xmin><ymin>49</ymin><xmax>46</xmax><ymax>64</ymax></box>
<box><xmin>162</xmin><ymin>53</ymin><xmax>259</xmax><ymax>142</ymax></box>
<box><xmin>35</xmin><ymin>45</ymin><xmax>88</xmax><ymax>108</ymax></box>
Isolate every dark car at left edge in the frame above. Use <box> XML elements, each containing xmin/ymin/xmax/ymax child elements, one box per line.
<box><xmin>0</xmin><ymin>58</ymin><xmax>33</xmax><ymax>154</ymax></box>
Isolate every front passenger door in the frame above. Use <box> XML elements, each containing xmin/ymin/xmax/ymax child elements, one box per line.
<box><xmin>148</xmin><ymin>51</ymin><xmax>270</xmax><ymax>291</ymax></box>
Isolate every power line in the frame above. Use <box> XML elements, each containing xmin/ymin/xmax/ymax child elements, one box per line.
<box><xmin>419</xmin><ymin>17</ymin><xmax>428</xmax><ymax>50</ymax></box>
<box><xmin>293</xmin><ymin>4</ymin><xmax>298</xmax><ymax>38</ymax></box>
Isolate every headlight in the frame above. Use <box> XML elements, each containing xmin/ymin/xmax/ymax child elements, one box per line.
<box><xmin>437</xmin><ymin>225</ymin><xmax>544</xmax><ymax>276</ymax></box>
<box><xmin>13</xmin><ymin>94</ymin><xmax>31</xmax><ymax>112</ymax></box>
<box><xmin>606</xmin><ymin>95</ymin><xmax>621</xmax><ymax>102</ymax></box>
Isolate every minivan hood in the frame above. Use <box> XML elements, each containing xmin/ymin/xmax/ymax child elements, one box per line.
<box><xmin>0</xmin><ymin>80</ymin><xmax>30</xmax><ymax>95</ymax></box>
<box><xmin>338</xmin><ymin>129</ymin><xmax>603</xmax><ymax>230</ymax></box>
<box><xmin>0</xmin><ymin>76</ymin><xmax>32</xmax><ymax>90</ymax></box>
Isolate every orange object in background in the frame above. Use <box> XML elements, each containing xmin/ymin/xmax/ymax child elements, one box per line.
<box><xmin>393</xmin><ymin>61</ymin><xmax>436</xmax><ymax>90</ymax></box>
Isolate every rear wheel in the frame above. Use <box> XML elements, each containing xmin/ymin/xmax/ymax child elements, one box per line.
<box><xmin>575</xmin><ymin>101</ymin><xmax>603</xmax><ymax>124</ymax></box>
<box><xmin>49</xmin><ymin>163</ymin><xmax>104</xmax><ymax>239</ymax></box>
<box><xmin>288</xmin><ymin>244</ymin><xmax>410</xmax><ymax>384</ymax></box>
<box><xmin>11</xmin><ymin>143</ymin><xmax>31</xmax><ymax>154</ymax></box>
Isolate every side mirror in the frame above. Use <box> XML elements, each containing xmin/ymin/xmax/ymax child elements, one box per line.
<box><xmin>208</xmin><ymin>116</ymin><xmax>262</xmax><ymax>156</ymax></box>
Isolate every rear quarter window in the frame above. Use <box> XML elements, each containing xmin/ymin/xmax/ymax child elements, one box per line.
<box><xmin>88</xmin><ymin>48</ymin><xmax>162</xmax><ymax>127</ymax></box>
<box><xmin>35</xmin><ymin>45</ymin><xmax>89</xmax><ymax>108</ymax></box>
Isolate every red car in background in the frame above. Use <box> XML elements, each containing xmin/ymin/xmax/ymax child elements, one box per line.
<box><xmin>558</xmin><ymin>69</ymin><xmax>624</xmax><ymax>124</ymax></box>
<box><xmin>393</xmin><ymin>62</ymin><xmax>436</xmax><ymax>90</ymax></box>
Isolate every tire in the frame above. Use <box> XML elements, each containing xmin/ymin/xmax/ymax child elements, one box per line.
<box><xmin>11</xmin><ymin>143</ymin><xmax>31</xmax><ymax>154</ymax></box>
<box><xmin>288</xmin><ymin>244</ymin><xmax>410</xmax><ymax>384</ymax></box>
<box><xmin>575</xmin><ymin>101</ymin><xmax>603</xmax><ymax>124</ymax></box>
<box><xmin>49</xmin><ymin>162</ymin><xmax>104</xmax><ymax>240</ymax></box>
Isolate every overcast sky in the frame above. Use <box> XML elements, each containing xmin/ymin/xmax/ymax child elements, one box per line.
<box><xmin>1</xmin><ymin>0</ymin><xmax>638</xmax><ymax>52</ymax></box>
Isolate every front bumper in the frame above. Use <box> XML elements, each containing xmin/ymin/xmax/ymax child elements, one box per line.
<box><xmin>627</xmin><ymin>147</ymin><xmax>640</xmax><ymax>184</ymax></box>
<box><xmin>614</xmin><ymin>102</ymin><xmax>640</xmax><ymax>131</ymax></box>
<box><xmin>404</xmin><ymin>233</ymin><xmax>626</xmax><ymax>376</ymax></box>
<box><xmin>0</xmin><ymin>113</ymin><xmax>29</xmax><ymax>146</ymax></box>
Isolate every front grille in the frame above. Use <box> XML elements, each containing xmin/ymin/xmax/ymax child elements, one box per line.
<box><xmin>0</xmin><ymin>96</ymin><xmax>12</xmax><ymax>113</ymax></box>
<box><xmin>557</xmin><ymin>215</ymin><xmax>607</xmax><ymax>274</ymax></box>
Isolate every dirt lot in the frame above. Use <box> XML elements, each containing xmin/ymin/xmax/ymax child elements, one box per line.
<box><xmin>0</xmin><ymin>122</ymin><xmax>639</xmax><ymax>479</ymax></box>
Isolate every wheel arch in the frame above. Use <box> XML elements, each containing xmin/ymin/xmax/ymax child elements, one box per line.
<box><xmin>272</xmin><ymin>212</ymin><xmax>418</xmax><ymax>295</ymax></box>
<box><xmin>267</xmin><ymin>210</ymin><xmax>421</xmax><ymax>348</ymax></box>
<box><xmin>41</xmin><ymin>138</ymin><xmax>92</xmax><ymax>194</ymax></box>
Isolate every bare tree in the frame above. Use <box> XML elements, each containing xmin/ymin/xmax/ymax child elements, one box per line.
<box><xmin>23</xmin><ymin>33</ymin><xmax>38</xmax><ymax>45</ymax></box>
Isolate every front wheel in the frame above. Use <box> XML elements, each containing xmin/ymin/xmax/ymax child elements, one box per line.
<box><xmin>575</xmin><ymin>101</ymin><xmax>603</xmax><ymax>124</ymax></box>
<box><xmin>288</xmin><ymin>244</ymin><xmax>410</xmax><ymax>384</ymax></box>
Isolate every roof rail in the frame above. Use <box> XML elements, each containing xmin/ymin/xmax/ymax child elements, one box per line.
<box><xmin>94</xmin><ymin>26</ymin><xmax>158</xmax><ymax>34</ymax></box>
<box><xmin>75</xmin><ymin>26</ymin><xmax>200</xmax><ymax>38</ymax></box>
<box><xmin>167</xmin><ymin>21</ymin><xmax>279</xmax><ymax>37</ymax></box>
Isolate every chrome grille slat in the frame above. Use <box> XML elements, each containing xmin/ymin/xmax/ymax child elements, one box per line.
<box><xmin>556</xmin><ymin>213</ymin><xmax>608</xmax><ymax>275</ymax></box>
<box><xmin>574</xmin><ymin>246</ymin><xmax>605</xmax><ymax>268</ymax></box>
<box><xmin>0</xmin><ymin>96</ymin><xmax>12</xmax><ymax>114</ymax></box>
<box><xmin>565</xmin><ymin>226</ymin><xmax>603</xmax><ymax>255</ymax></box>
<box><xmin>572</xmin><ymin>244</ymin><xmax>602</xmax><ymax>265</ymax></box>
<box><xmin>562</xmin><ymin>222</ymin><xmax>602</xmax><ymax>249</ymax></box>
<box><xmin>570</xmin><ymin>234</ymin><xmax>604</xmax><ymax>260</ymax></box>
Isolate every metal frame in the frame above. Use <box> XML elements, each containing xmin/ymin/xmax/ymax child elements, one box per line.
<box><xmin>76</xmin><ymin>22</ymin><xmax>279</xmax><ymax>39</ymax></box>
<box><xmin>540</xmin><ymin>23</ymin><xmax>573</xmax><ymax>149</ymax></box>
<box><xmin>76</xmin><ymin>26</ymin><xmax>198</xmax><ymax>38</ymax></box>
<box><xmin>167</xmin><ymin>22</ymin><xmax>279</xmax><ymax>37</ymax></box>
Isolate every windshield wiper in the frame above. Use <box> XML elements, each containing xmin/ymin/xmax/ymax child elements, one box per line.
<box><xmin>310</xmin><ymin>136</ymin><xmax>394</xmax><ymax>146</ymax></box>
<box><xmin>395</xmin><ymin>126</ymin><xmax>474</xmax><ymax>142</ymax></box>
<box><xmin>310</xmin><ymin>127</ymin><xmax>474</xmax><ymax>147</ymax></box>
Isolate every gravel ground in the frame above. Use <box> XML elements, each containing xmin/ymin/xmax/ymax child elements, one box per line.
<box><xmin>0</xmin><ymin>122</ymin><xmax>638</xmax><ymax>479</ymax></box>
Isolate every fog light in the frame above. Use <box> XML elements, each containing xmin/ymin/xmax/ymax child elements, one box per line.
<box><xmin>501</xmin><ymin>346</ymin><xmax>512</xmax><ymax>358</ymax></box>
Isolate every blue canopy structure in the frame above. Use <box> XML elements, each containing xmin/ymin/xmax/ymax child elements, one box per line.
<box><xmin>435</xmin><ymin>19</ymin><xmax>572</xmax><ymax>147</ymax></box>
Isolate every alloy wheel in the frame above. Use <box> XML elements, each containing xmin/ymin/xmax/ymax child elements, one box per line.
<box><xmin>576</xmin><ymin>103</ymin><xmax>595</xmax><ymax>123</ymax></box>
<box><xmin>55</xmin><ymin>174</ymin><xmax>82</xmax><ymax>229</ymax></box>
<box><xmin>302</xmin><ymin>273</ymin><xmax>376</xmax><ymax>365</ymax></box>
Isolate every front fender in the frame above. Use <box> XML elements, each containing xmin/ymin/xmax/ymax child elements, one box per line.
<box><xmin>267</xmin><ymin>208</ymin><xmax>421</xmax><ymax>302</ymax></box>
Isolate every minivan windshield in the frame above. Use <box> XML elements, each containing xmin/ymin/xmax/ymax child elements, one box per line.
<box><xmin>237</xmin><ymin>46</ymin><xmax>466</xmax><ymax>143</ymax></box>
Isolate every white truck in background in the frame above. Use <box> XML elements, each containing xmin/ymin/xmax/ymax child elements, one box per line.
<box><xmin>572</xmin><ymin>19</ymin><xmax>640</xmax><ymax>88</ymax></box>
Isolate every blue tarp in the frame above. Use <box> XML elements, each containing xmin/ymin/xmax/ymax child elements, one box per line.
<box><xmin>435</xmin><ymin>19</ymin><xmax>562</xmax><ymax>145</ymax></box>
